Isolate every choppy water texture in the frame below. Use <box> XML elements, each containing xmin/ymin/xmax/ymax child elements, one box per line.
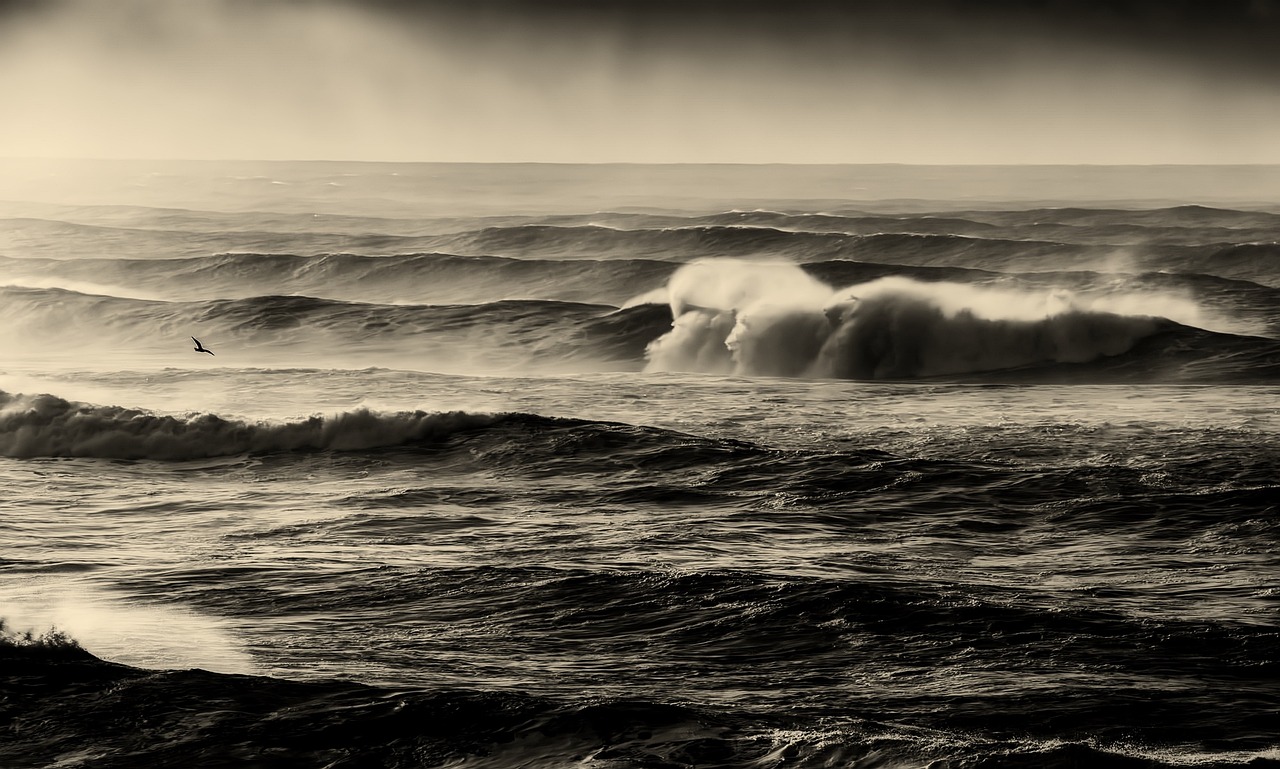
<box><xmin>2</xmin><ymin>161</ymin><xmax>1278</xmax><ymax>769</ymax></box>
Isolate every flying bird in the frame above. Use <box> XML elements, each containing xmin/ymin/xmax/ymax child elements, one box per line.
<box><xmin>192</xmin><ymin>336</ymin><xmax>215</xmax><ymax>355</ymax></box>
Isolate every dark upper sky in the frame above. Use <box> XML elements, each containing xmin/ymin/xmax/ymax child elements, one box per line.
<box><xmin>2</xmin><ymin>0</ymin><xmax>1278</xmax><ymax>162</ymax></box>
<box><xmin>358</xmin><ymin>0</ymin><xmax>1280</xmax><ymax>73</ymax></box>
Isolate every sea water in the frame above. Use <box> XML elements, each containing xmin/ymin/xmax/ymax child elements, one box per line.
<box><xmin>1</xmin><ymin>161</ymin><xmax>1277</xmax><ymax>768</ymax></box>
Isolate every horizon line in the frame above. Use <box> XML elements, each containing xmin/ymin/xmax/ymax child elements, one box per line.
<box><xmin>5</xmin><ymin>156</ymin><xmax>1280</xmax><ymax>168</ymax></box>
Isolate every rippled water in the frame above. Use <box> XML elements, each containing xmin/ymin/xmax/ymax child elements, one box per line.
<box><xmin>2</xmin><ymin>162</ymin><xmax>1277</xmax><ymax>768</ymax></box>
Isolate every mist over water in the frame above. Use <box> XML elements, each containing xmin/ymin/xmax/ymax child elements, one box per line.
<box><xmin>2</xmin><ymin>579</ymin><xmax>257</xmax><ymax>674</ymax></box>
<box><xmin>2</xmin><ymin>162</ymin><xmax>1279</xmax><ymax>769</ymax></box>
<box><xmin>640</xmin><ymin>260</ymin><xmax>1215</xmax><ymax>378</ymax></box>
<box><xmin>4</xmin><ymin>4</ymin><xmax>1280</xmax><ymax>768</ymax></box>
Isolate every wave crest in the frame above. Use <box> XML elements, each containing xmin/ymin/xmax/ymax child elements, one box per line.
<box><xmin>643</xmin><ymin>261</ymin><xmax>1184</xmax><ymax>379</ymax></box>
<box><xmin>0</xmin><ymin>391</ymin><xmax>504</xmax><ymax>460</ymax></box>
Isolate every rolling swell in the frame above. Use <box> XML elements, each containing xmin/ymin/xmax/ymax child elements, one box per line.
<box><xmin>416</xmin><ymin>224</ymin><xmax>1205</xmax><ymax>278</ymax></box>
<box><xmin>436</xmin><ymin>223</ymin><xmax>857</xmax><ymax>260</ymax></box>
<box><xmin>0</xmin><ymin>252</ymin><xmax>678</xmax><ymax>306</ymax></box>
<box><xmin>966</xmin><ymin>203</ymin><xmax>1280</xmax><ymax>230</ymax></box>
<box><xmin>0</xmin><ymin>393</ymin><xmax>765</xmax><ymax>461</ymax></box>
<box><xmin>0</xmin><ymin>286</ymin><xmax>669</xmax><ymax>367</ymax></box>
<box><xmin>416</xmin><ymin>222</ymin><xmax>1280</xmax><ymax>284</ymax></box>
<box><xmin>699</xmin><ymin>204</ymin><xmax>1280</xmax><ymax>245</ymax></box>
<box><xmin>0</xmin><ymin>216</ymin><xmax>450</xmax><ymax>259</ymax></box>
<box><xmin>0</xmin><ymin>392</ymin><xmax>510</xmax><ymax>460</ymax></box>
<box><xmin>7</xmin><ymin>203</ymin><xmax>1280</xmax><ymax>284</ymax></box>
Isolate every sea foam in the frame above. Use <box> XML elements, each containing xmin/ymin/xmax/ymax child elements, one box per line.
<box><xmin>642</xmin><ymin>260</ymin><xmax>1185</xmax><ymax>378</ymax></box>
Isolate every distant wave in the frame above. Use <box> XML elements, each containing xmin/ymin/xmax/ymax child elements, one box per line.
<box><xmin>9</xmin><ymin>247</ymin><xmax>1278</xmax><ymax>317</ymax></box>
<box><xmin>0</xmin><ymin>286</ymin><xmax>669</xmax><ymax>369</ymax></box>
<box><xmin>698</xmin><ymin>203</ymin><xmax>1280</xmax><ymax>236</ymax></box>
<box><xmin>431</xmin><ymin>224</ymin><xmax>1136</xmax><ymax>273</ymax></box>
<box><xmin>427</xmin><ymin>223</ymin><xmax>864</xmax><ymax>262</ymax></box>
<box><xmin>0</xmin><ymin>252</ymin><xmax>678</xmax><ymax>306</ymax></box>
<box><xmin>8</xmin><ymin>201</ymin><xmax>1279</xmax><ymax>239</ymax></box>
<box><xmin>6</xmin><ymin>203</ymin><xmax>1280</xmax><ymax>285</ymax></box>
<box><xmin>0</xmin><ymin>216</ymin><xmax>449</xmax><ymax>259</ymax></box>
<box><xmin>982</xmin><ymin>203</ymin><xmax>1280</xmax><ymax>230</ymax></box>
<box><xmin>1194</xmin><ymin>242</ymin><xmax>1280</xmax><ymax>287</ymax></box>
<box><xmin>639</xmin><ymin>260</ymin><xmax>1280</xmax><ymax>382</ymax></box>
<box><xmin>428</xmin><ymin>216</ymin><xmax>1280</xmax><ymax>284</ymax></box>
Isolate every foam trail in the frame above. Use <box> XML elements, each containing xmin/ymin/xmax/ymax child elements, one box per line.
<box><xmin>0</xmin><ymin>391</ymin><xmax>503</xmax><ymax>460</ymax></box>
<box><xmin>641</xmin><ymin>260</ymin><xmax>1182</xmax><ymax>379</ymax></box>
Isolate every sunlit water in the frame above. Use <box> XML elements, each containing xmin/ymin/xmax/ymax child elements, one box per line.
<box><xmin>2</xmin><ymin>162</ymin><xmax>1277</xmax><ymax>768</ymax></box>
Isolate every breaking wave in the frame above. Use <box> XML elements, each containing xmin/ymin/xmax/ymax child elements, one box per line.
<box><xmin>0</xmin><ymin>391</ymin><xmax>513</xmax><ymax>460</ymax></box>
<box><xmin>3</xmin><ymin>275</ymin><xmax>1278</xmax><ymax>382</ymax></box>
<box><xmin>641</xmin><ymin>260</ymin><xmax>1278</xmax><ymax>380</ymax></box>
<box><xmin>0</xmin><ymin>393</ymin><xmax>776</xmax><ymax>464</ymax></box>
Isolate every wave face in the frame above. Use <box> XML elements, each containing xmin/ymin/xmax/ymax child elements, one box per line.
<box><xmin>0</xmin><ymin>286</ymin><xmax>671</xmax><ymax>372</ymax></box>
<box><xmin>0</xmin><ymin>390</ymin><xmax>523</xmax><ymax>459</ymax></box>
<box><xmin>0</xmin><ymin>251</ymin><xmax>678</xmax><ymax>306</ymax></box>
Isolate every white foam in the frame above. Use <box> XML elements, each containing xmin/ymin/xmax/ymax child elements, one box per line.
<box><xmin>639</xmin><ymin>259</ymin><xmax>1191</xmax><ymax>378</ymax></box>
<box><xmin>2</xmin><ymin>579</ymin><xmax>258</xmax><ymax>674</ymax></box>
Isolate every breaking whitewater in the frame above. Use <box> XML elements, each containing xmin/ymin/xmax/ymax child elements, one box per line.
<box><xmin>2</xmin><ymin>162</ymin><xmax>1278</xmax><ymax>768</ymax></box>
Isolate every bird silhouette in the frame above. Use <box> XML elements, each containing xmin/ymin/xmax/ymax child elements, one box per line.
<box><xmin>192</xmin><ymin>336</ymin><xmax>215</xmax><ymax>355</ymax></box>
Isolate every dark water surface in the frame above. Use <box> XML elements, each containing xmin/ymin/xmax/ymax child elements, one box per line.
<box><xmin>2</xmin><ymin>162</ymin><xmax>1277</xmax><ymax>768</ymax></box>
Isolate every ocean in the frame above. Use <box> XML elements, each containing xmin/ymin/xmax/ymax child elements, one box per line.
<box><xmin>1</xmin><ymin>161</ymin><xmax>1277</xmax><ymax>768</ymax></box>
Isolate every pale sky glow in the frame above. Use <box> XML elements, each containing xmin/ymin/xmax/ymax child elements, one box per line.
<box><xmin>1</xmin><ymin>0</ymin><xmax>1278</xmax><ymax>163</ymax></box>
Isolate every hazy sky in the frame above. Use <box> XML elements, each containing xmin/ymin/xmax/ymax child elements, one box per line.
<box><xmin>2</xmin><ymin>0</ymin><xmax>1278</xmax><ymax>163</ymax></box>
